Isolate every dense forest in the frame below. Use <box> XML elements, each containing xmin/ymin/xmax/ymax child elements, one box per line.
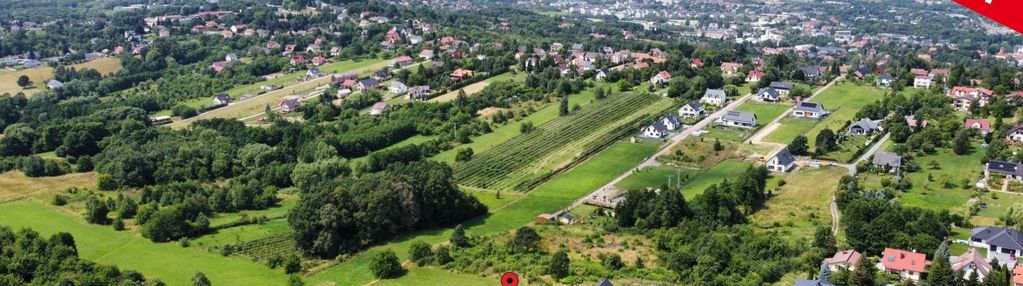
<box><xmin>0</xmin><ymin>227</ymin><xmax>151</xmax><ymax>285</ymax></box>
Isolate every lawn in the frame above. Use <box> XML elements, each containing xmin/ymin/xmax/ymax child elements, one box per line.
<box><xmin>734</xmin><ymin>102</ymin><xmax>792</xmax><ymax>127</ymax></box>
<box><xmin>167</xmin><ymin>59</ymin><xmax>388</xmax><ymax>128</ymax></box>
<box><xmin>751</xmin><ymin>166</ymin><xmax>846</xmax><ymax>240</ymax></box>
<box><xmin>0</xmin><ymin>200</ymin><xmax>291</xmax><ymax>286</ymax></box>
<box><xmin>679</xmin><ymin>161</ymin><xmax>752</xmax><ymax>199</ymax></box>
<box><xmin>307</xmin><ymin>140</ymin><xmax>660</xmax><ymax>285</ymax></box>
<box><xmin>861</xmin><ymin>146</ymin><xmax>983</xmax><ymax>216</ymax></box>
<box><xmin>428</xmin><ymin>71</ymin><xmax>526</xmax><ymax>102</ymax></box>
<box><xmin>975</xmin><ymin>192</ymin><xmax>1023</xmax><ymax>226</ymax></box>
<box><xmin>432</xmin><ymin>84</ymin><xmax>603</xmax><ymax>163</ymax></box>
<box><xmin>0</xmin><ymin>57</ymin><xmax>122</xmax><ymax>97</ymax></box>
<box><xmin>0</xmin><ymin>171</ymin><xmax>97</xmax><ymax>203</ymax></box>
<box><xmin>763</xmin><ymin>83</ymin><xmax>885</xmax><ymax>146</ymax></box>
<box><xmin>374</xmin><ymin>266</ymin><xmax>496</xmax><ymax>286</ymax></box>
<box><xmin>615</xmin><ymin>165</ymin><xmax>698</xmax><ymax>191</ymax></box>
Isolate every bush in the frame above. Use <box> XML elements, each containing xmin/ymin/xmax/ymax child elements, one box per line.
<box><xmin>408</xmin><ymin>241</ymin><xmax>433</xmax><ymax>266</ymax></box>
<box><xmin>369</xmin><ymin>250</ymin><xmax>404</xmax><ymax>279</ymax></box>
<box><xmin>171</xmin><ymin>105</ymin><xmax>198</xmax><ymax>119</ymax></box>
<box><xmin>283</xmin><ymin>254</ymin><xmax>301</xmax><ymax>274</ymax></box>
<box><xmin>51</xmin><ymin>194</ymin><xmax>68</xmax><ymax>206</ymax></box>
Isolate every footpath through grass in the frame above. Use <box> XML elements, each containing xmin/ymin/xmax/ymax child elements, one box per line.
<box><xmin>308</xmin><ymin>139</ymin><xmax>660</xmax><ymax>285</ymax></box>
<box><xmin>0</xmin><ymin>200</ymin><xmax>291</xmax><ymax>286</ymax></box>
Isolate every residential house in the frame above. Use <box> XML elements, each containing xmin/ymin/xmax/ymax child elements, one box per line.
<box><xmin>650</xmin><ymin>70</ymin><xmax>672</xmax><ymax>86</ymax></box>
<box><xmin>419</xmin><ymin>49</ymin><xmax>434</xmax><ymax>60</ymax></box>
<box><xmin>690</xmin><ymin>58</ymin><xmax>704</xmax><ymax>68</ymax></box>
<box><xmin>766</xmin><ymin>148</ymin><xmax>796</xmax><ymax>172</ymax></box>
<box><xmin>951</xmin><ymin>248</ymin><xmax>993</xmax><ymax>281</ymax></box>
<box><xmin>769</xmin><ymin>81</ymin><xmax>794</xmax><ymax>97</ymax></box>
<box><xmin>225</xmin><ymin>53</ymin><xmax>239</xmax><ymax>62</ymax></box>
<box><xmin>853</xmin><ymin>66</ymin><xmax>873</xmax><ymax>79</ymax></box>
<box><xmin>641</xmin><ymin>122</ymin><xmax>670</xmax><ymax>138</ymax></box>
<box><xmin>450</xmin><ymin>68</ymin><xmax>473</xmax><ymax>80</ymax></box>
<box><xmin>1009</xmin><ymin>125</ymin><xmax>1023</xmax><ymax>142</ymax></box>
<box><xmin>596</xmin><ymin>278</ymin><xmax>614</xmax><ymax>286</ymax></box>
<box><xmin>594</xmin><ymin>69</ymin><xmax>609</xmax><ymax>81</ymax></box>
<box><xmin>949</xmin><ymin>86</ymin><xmax>995</xmax><ymax>111</ymax></box>
<box><xmin>986</xmin><ymin>161</ymin><xmax>1023</xmax><ymax>181</ymax></box>
<box><xmin>679</xmin><ymin>101</ymin><xmax>705</xmax><ymax>119</ymax></box>
<box><xmin>876</xmin><ymin>73</ymin><xmax>895</xmax><ymax>87</ymax></box>
<box><xmin>965</xmin><ymin>118</ymin><xmax>992</xmax><ymax>136</ymax></box>
<box><xmin>702</xmin><ymin>89</ymin><xmax>728</xmax><ymax>106</ymax></box>
<box><xmin>747</xmin><ymin>69</ymin><xmax>764</xmax><ymax>82</ymax></box>
<box><xmin>794</xmin><ymin>277</ymin><xmax>835</xmax><ymax>286</ymax></box>
<box><xmin>336</xmin><ymin>89</ymin><xmax>352</xmax><ymax>99</ymax></box>
<box><xmin>871</xmin><ymin>151</ymin><xmax>902</xmax><ymax>173</ymax></box>
<box><xmin>792</xmin><ymin>102</ymin><xmax>827</xmax><ymax>119</ymax></box>
<box><xmin>391</xmin><ymin>55</ymin><xmax>413</xmax><ymax>67</ymax></box>
<box><xmin>877</xmin><ymin>248</ymin><xmax>929</xmax><ymax>282</ymax></box>
<box><xmin>390</xmin><ymin>81</ymin><xmax>408</xmax><ymax>94</ymax></box>
<box><xmin>280</xmin><ymin>97</ymin><xmax>300</xmax><ymax>113</ymax></box>
<box><xmin>212</xmin><ymin>93</ymin><xmax>231</xmax><ymax>105</ymax></box>
<box><xmin>720</xmin><ymin>111</ymin><xmax>757</xmax><ymax>128</ymax></box>
<box><xmin>969</xmin><ymin>227</ymin><xmax>1023</xmax><ymax>264</ymax></box>
<box><xmin>914</xmin><ymin>77</ymin><xmax>933</xmax><ymax>89</ymax></box>
<box><xmin>721</xmin><ymin>62</ymin><xmax>743</xmax><ymax>76</ymax></box>
<box><xmin>312</xmin><ymin>56</ymin><xmax>328</xmax><ymax>66</ymax></box>
<box><xmin>149</xmin><ymin>116</ymin><xmax>172</xmax><ymax>125</ymax></box>
<box><xmin>306</xmin><ymin>67</ymin><xmax>324</xmax><ymax>78</ymax></box>
<box><xmin>905</xmin><ymin>115</ymin><xmax>928</xmax><ymax>130</ymax></box>
<box><xmin>801</xmin><ymin>66</ymin><xmax>824</xmax><ymax>80</ymax></box>
<box><xmin>46</xmin><ymin>79</ymin><xmax>64</xmax><ymax>89</ymax></box>
<box><xmin>290</xmin><ymin>55</ymin><xmax>306</xmax><ymax>65</ymax></box>
<box><xmin>407</xmin><ymin>85</ymin><xmax>431</xmax><ymax>101</ymax></box>
<box><xmin>823</xmin><ymin>250</ymin><xmax>862</xmax><ymax>271</ymax></box>
<box><xmin>757</xmin><ymin>88</ymin><xmax>782</xmax><ymax>102</ymax></box>
<box><xmin>211</xmin><ymin>61</ymin><xmax>228</xmax><ymax>73</ymax></box>
<box><xmin>370</xmin><ymin>102</ymin><xmax>390</xmax><ymax>116</ymax></box>
<box><xmin>372</xmin><ymin>69</ymin><xmax>393</xmax><ymax>81</ymax></box>
<box><xmin>848</xmin><ymin>118</ymin><xmax>881</xmax><ymax>135</ymax></box>
<box><xmin>356</xmin><ymin>78</ymin><xmax>380</xmax><ymax>91</ymax></box>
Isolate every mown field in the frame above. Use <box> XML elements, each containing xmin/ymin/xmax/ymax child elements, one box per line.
<box><xmin>0</xmin><ymin>171</ymin><xmax>97</xmax><ymax>202</ymax></box>
<box><xmin>0</xmin><ymin>200</ymin><xmax>291</xmax><ymax>286</ymax></box>
<box><xmin>0</xmin><ymin>57</ymin><xmax>122</xmax><ymax>97</ymax></box>
<box><xmin>167</xmin><ymin>59</ymin><xmax>388</xmax><ymax>128</ymax></box>
<box><xmin>453</xmin><ymin>92</ymin><xmax>670</xmax><ymax>191</ymax></box>
<box><xmin>764</xmin><ymin>83</ymin><xmax>885</xmax><ymax>146</ymax></box>
<box><xmin>428</xmin><ymin>71</ymin><xmax>527</xmax><ymax>102</ymax></box>
<box><xmin>306</xmin><ymin>139</ymin><xmax>660</xmax><ymax>285</ymax></box>
<box><xmin>862</xmin><ymin>144</ymin><xmax>984</xmax><ymax>216</ymax></box>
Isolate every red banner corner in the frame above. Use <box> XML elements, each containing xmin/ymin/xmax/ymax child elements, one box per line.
<box><xmin>953</xmin><ymin>0</ymin><xmax>1023</xmax><ymax>35</ymax></box>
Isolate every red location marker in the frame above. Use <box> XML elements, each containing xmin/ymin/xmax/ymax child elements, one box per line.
<box><xmin>953</xmin><ymin>0</ymin><xmax>1023</xmax><ymax>35</ymax></box>
<box><xmin>500</xmin><ymin>272</ymin><xmax>519</xmax><ymax>286</ymax></box>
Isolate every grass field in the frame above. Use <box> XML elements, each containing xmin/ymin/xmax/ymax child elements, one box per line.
<box><xmin>307</xmin><ymin>140</ymin><xmax>660</xmax><ymax>285</ymax></box>
<box><xmin>861</xmin><ymin>145</ymin><xmax>983</xmax><ymax>215</ymax></box>
<box><xmin>734</xmin><ymin>102</ymin><xmax>792</xmax><ymax>127</ymax></box>
<box><xmin>428</xmin><ymin>71</ymin><xmax>526</xmax><ymax>102</ymax></box>
<box><xmin>0</xmin><ymin>200</ymin><xmax>291</xmax><ymax>286</ymax></box>
<box><xmin>0</xmin><ymin>171</ymin><xmax>97</xmax><ymax>202</ymax></box>
<box><xmin>432</xmin><ymin>84</ymin><xmax>603</xmax><ymax>163</ymax></box>
<box><xmin>751</xmin><ymin>166</ymin><xmax>846</xmax><ymax>240</ymax></box>
<box><xmin>616</xmin><ymin>165</ymin><xmax>698</xmax><ymax>191</ymax></box>
<box><xmin>0</xmin><ymin>57</ymin><xmax>122</xmax><ymax>97</ymax></box>
<box><xmin>374</xmin><ymin>266</ymin><xmax>496</xmax><ymax>286</ymax></box>
<box><xmin>168</xmin><ymin>59</ymin><xmax>388</xmax><ymax>128</ymax></box>
<box><xmin>680</xmin><ymin>161</ymin><xmax>752</xmax><ymax>199</ymax></box>
<box><xmin>763</xmin><ymin>83</ymin><xmax>885</xmax><ymax>146</ymax></box>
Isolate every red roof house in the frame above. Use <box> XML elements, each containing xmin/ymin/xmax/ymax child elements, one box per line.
<box><xmin>880</xmin><ymin>248</ymin><xmax>930</xmax><ymax>281</ymax></box>
<box><xmin>822</xmin><ymin>250</ymin><xmax>862</xmax><ymax>271</ymax></box>
<box><xmin>965</xmin><ymin>118</ymin><xmax>992</xmax><ymax>135</ymax></box>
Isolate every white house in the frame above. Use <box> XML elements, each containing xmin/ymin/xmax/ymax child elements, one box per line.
<box><xmin>719</xmin><ymin>111</ymin><xmax>757</xmax><ymax>128</ymax></box>
<box><xmin>877</xmin><ymin>248</ymin><xmax>928</xmax><ymax>282</ymax></box>
<box><xmin>658</xmin><ymin>115</ymin><xmax>683</xmax><ymax>131</ymax></box>
<box><xmin>914</xmin><ymin>77</ymin><xmax>932</xmax><ymax>89</ymax></box>
<box><xmin>757</xmin><ymin>88</ymin><xmax>782</xmax><ymax>102</ymax></box>
<box><xmin>641</xmin><ymin>122</ymin><xmax>669</xmax><ymax>138</ymax></box>
<box><xmin>701</xmin><ymin>89</ymin><xmax>727</xmax><ymax>105</ymax></box>
<box><xmin>679</xmin><ymin>101</ymin><xmax>705</xmax><ymax>119</ymax></box>
<box><xmin>969</xmin><ymin>227</ymin><xmax>1023</xmax><ymax>265</ymax></box>
<box><xmin>792</xmin><ymin>102</ymin><xmax>827</xmax><ymax>119</ymax></box>
<box><xmin>212</xmin><ymin>93</ymin><xmax>231</xmax><ymax>105</ymax></box>
<box><xmin>766</xmin><ymin>148</ymin><xmax>795</xmax><ymax>172</ymax></box>
<box><xmin>769</xmin><ymin>81</ymin><xmax>794</xmax><ymax>97</ymax></box>
<box><xmin>1008</xmin><ymin>126</ymin><xmax>1023</xmax><ymax>142</ymax></box>
<box><xmin>390</xmin><ymin>81</ymin><xmax>408</xmax><ymax>94</ymax></box>
<box><xmin>650</xmin><ymin>70</ymin><xmax>672</xmax><ymax>86</ymax></box>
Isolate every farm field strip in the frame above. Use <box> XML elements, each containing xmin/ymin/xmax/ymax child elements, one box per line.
<box><xmin>427</xmin><ymin>71</ymin><xmax>525</xmax><ymax>102</ymax></box>
<box><xmin>453</xmin><ymin>92</ymin><xmax>668</xmax><ymax>191</ymax></box>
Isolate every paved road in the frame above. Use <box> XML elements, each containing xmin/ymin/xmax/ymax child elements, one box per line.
<box><xmin>567</xmin><ymin>92</ymin><xmax>754</xmax><ymax>209</ymax></box>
